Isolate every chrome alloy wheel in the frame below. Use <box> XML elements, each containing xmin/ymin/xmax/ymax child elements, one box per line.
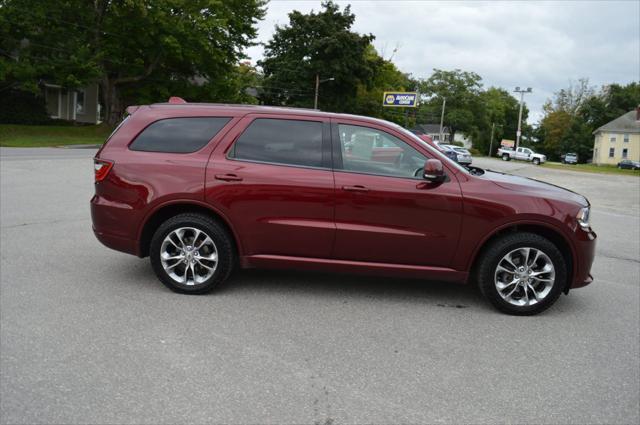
<box><xmin>494</xmin><ymin>247</ymin><xmax>555</xmax><ymax>307</ymax></box>
<box><xmin>160</xmin><ymin>227</ymin><xmax>218</xmax><ymax>286</ymax></box>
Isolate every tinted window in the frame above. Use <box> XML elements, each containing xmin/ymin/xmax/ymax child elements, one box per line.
<box><xmin>130</xmin><ymin>117</ymin><xmax>230</xmax><ymax>153</ymax></box>
<box><xmin>337</xmin><ymin>124</ymin><xmax>427</xmax><ymax>178</ymax></box>
<box><xmin>230</xmin><ymin>119</ymin><xmax>323</xmax><ymax>167</ymax></box>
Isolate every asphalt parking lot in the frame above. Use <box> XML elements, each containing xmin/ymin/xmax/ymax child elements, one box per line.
<box><xmin>1</xmin><ymin>148</ymin><xmax>639</xmax><ymax>424</ymax></box>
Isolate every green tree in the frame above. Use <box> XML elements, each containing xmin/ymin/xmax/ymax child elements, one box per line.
<box><xmin>559</xmin><ymin>117</ymin><xmax>593</xmax><ymax>162</ymax></box>
<box><xmin>538</xmin><ymin>80</ymin><xmax>639</xmax><ymax>162</ymax></box>
<box><xmin>418</xmin><ymin>69</ymin><xmax>485</xmax><ymax>144</ymax></box>
<box><xmin>477</xmin><ymin>87</ymin><xmax>528</xmax><ymax>155</ymax></box>
<box><xmin>258</xmin><ymin>1</ymin><xmax>376</xmax><ymax>112</ymax></box>
<box><xmin>539</xmin><ymin>108</ymin><xmax>573</xmax><ymax>160</ymax></box>
<box><xmin>580</xmin><ymin>82</ymin><xmax>640</xmax><ymax>129</ymax></box>
<box><xmin>352</xmin><ymin>45</ymin><xmax>417</xmax><ymax>126</ymax></box>
<box><xmin>0</xmin><ymin>0</ymin><xmax>265</xmax><ymax>124</ymax></box>
<box><xmin>538</xmin><ymin>79</ymin><xmax>594</xmax><ymax>161</ymax></box>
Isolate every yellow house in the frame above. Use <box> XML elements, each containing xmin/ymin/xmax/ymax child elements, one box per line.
<box><xmin>592</xmin><ymin>108</ymin><xmax>640</xmax><ymax>165</ymax></box>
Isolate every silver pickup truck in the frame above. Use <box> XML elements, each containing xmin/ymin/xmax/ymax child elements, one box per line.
<box><xmin>497</xmin><ymin>147</ymin><xmax>546</xmax><ymax>165</ymax></box>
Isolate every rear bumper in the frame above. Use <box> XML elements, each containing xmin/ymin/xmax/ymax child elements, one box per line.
<box><xmin>92</xmin><ymin>226</ymin><xmax>138</xmax><ymax>256</ymax></box>
<box><xmin>91</xmin><ymin>195</ymin><xmax>139</xmax><ymax>256</ymax></box>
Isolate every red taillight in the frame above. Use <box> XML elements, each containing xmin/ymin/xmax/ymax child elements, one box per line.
<box><xmin>94</xmin><ymin>159</ymin><xmax>114</xmax><ymax>182</ymax></box>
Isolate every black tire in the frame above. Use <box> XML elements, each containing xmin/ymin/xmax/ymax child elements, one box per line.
<box><xmin>502</xmin><ymin>154</ymin><xmax>510</xmax><ymax>161</ymax></box>
<box><xmin>150</xmin><ymin>213</ymin><xmax>235</xmax><ymax>294</ymax></box>
<box><xmin>476</xmin><ymin>232</ymin><xmax>567</xmax><ymax>315</ymax></box>
<box><xmin>532</xmin><ymin>158</ymin><xmax>540</xmax><ymax>165</ymax></box>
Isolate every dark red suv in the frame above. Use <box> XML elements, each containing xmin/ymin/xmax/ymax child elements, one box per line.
<box><xmin>91</xmin><ymin>99</ymin><xmax>596</xmax><ymax>315</ymax></box>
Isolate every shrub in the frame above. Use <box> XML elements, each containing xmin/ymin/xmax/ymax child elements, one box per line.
<box><xmin>0</xmin><ymin>90</ymin><xmax>52</xmax><ymax>125</ymax></box>
<box><xmin>469</xmin><ymin>148</ymin><xmax>482</xmax><ymax>156</ymax></box>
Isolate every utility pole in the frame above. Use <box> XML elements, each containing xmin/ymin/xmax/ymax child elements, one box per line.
<box><xmin>439</xmin><ymin>97</ymin><xmax>446</xmax><ymax>142</ymax></box>
<box><xmin>314</xmin><ymin>74</ymin><xmax>334</xmax><ymax>110</ymax></box>
<box><xmin>314</xmin><ymin>74</ymin><xmax>320</xmax><ymax>110</ymax></box>
<box><xmin>514</xmin><ymin>87</ymin><xmax>532</xmax><ymax>149</ymax></box>
<box><xmin>488</xmin><ymin>122</ymin><xmax>496</xmax><ymax>157</ymax></box>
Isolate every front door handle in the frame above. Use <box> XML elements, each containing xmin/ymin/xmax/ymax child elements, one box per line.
<box><xmin>342</xmin><ymin>185</ymin><xmax>369</xmax><ymax>192</ymax></box>
<box><xmin>215</xmin><ymin>173</ymin><xmax>243</xmax><ymax>182</ymax></box>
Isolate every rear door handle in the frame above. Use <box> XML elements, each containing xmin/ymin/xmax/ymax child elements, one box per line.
<box><xmin>214</xmin><ymin>173</ymin><xmax>243</xmax><ymax>182</ymax></box>
<box><xmin>342</xmin><ymin>185</ymin><xmax>369</xmax><ymax>192</ymax></box>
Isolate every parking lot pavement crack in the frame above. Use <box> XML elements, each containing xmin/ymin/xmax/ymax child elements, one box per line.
<box><xmin>1</xmin><ymin>217</ymin><xmax>90</xmax><ymax>229</ymax></box>
<box><xmin>597</xmin><ymin>252</ymin><xmax>640</xmax><ymax>264</ymax></box>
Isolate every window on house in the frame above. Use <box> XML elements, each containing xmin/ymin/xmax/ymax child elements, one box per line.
<box><xmin>609</xmin><ymin>147</ymin><xmax>615</xmax><ymax>158</ymax></box>
<box><xmin>624</xmin><ymin>134</ymin><xmax>630</xmax><ymax>143</ymax></box>
<box><xmin>130</xmin><ymin>117</ymin><xmax>231</xmax><ymax>153</ymax></box>
<box><xmin>622</xmin><ymin>148</ymin><xmax>628</xmax><ymax>158</ymax></box>
<box><xmin>610</xmin><ymin>135</ymin><xmax>616</xmax><ymax>143</ymax></box>
<box><xmin>76</xmin><ymin>89</ymin><xmax>85</xmax><ymax>114</ymax></box>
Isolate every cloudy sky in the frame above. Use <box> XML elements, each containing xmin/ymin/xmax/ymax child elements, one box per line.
<box><xmin>246</xmin><ymin>0</ymin><xmax>640</xmax><ymax>123</ymax></box>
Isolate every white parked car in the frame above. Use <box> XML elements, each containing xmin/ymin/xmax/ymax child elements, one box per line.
<box><xmin>443</xmin><ymin>144</ymin><xmax>473</xmax><ymax>165</ymax></box>
<box><xmin>497</xmin><ymin>146</ymin><xmax>546</xmax><ymax>165</ymax></box>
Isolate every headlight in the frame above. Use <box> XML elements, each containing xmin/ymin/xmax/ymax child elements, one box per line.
<box><xmin>577</xmin><ymin>206</ymin><xmax>590</xmax><ymax>230</ymax></box>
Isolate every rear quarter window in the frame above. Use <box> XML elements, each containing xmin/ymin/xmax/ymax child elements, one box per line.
<box><xmin>129</xmin><ymin>117</ymin><xmax>231</xmax><ymax>153</ymax></box>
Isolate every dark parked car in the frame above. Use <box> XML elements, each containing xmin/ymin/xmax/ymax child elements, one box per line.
<box><xmin>617</xmin><ymin>159</ymin><xmax>640</xmax><ymax>170</ymax></box>
<box><xmin>414</xmin><ymin>133</ymin><xmax>459</xmax><ymax>163</ymax></box>
<box><xmin>91</xmin><ymin>99</ymin><xmax>596</xmax><ymax>315</ymax></box>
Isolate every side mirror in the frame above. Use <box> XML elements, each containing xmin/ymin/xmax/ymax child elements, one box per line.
<box><xmin>423</xmin><ymin>159</ymin><xmax>446</xmax><ymax>182</ymax></box>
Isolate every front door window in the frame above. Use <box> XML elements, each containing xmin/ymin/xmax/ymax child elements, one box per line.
<box><xmin>337</xmin><ymin>124</ymin><xmax>427</xmax><ymax>179</ymax></box>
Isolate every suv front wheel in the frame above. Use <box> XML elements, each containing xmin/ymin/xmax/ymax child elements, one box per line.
<box><xmin>150</xmin><ymin>213</ymin><xmax>234</xmax><ymax>294</ymax></box>
<box><xmin>477</xmin><ymin>232</ymin><xmax>567</xmax><ymax>315</ymax></box>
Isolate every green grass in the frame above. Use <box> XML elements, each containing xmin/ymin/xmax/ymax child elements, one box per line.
<box><xmin>0</xmin><ymin>124</ymin><xmax>113</xmax><ymax>147</ymax></box>
<box><xmin>542</xmin><ymin>161</ymin><xmax>640</xmax><ymax>176</ymax></box>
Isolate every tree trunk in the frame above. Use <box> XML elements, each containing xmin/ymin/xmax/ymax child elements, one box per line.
<box><xmin>101</xmin><ymin>77</ymin><xmax>122</xmax><ymax>126</ymax></box>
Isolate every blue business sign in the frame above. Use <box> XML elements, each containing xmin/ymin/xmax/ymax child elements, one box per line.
<box><xmin>382</xmin><ymin>92</ymin><xmax>418</xmax><ymax>107</ymax></box>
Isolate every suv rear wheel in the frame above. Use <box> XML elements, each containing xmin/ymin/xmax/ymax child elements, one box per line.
<box><xmin>150</xmin><ymin>213</ymin><xmax>234</xmax><ymax>294</ymax></box>
<box><xmin>477</xmin><ymin>232</ymin><xmax>567</xmax><ymax>315</ymax></box>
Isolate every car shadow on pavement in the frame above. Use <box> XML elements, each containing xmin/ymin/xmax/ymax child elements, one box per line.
<box><xmin>120</xmin><ymin>258</ymin><xmax>586</xmax><ymax>315</ymax></box>
<box><xmin>219</xmin><ymin>268</ymin><xmax>488</xmax><ymax>310</ymax></box>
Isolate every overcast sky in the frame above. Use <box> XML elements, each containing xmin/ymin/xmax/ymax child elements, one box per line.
<box><xmin>246</xmin><ymin>0</ymin><xmax>640</xmax><ymax>123</ymax></box>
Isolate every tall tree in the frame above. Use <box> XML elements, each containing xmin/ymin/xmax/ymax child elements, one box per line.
<box><xmin>352</xmin><ymin>45</ymin><xmax>417</xmax><ymax>126</ymax></box>
<box><xmin>538</xmin><ymin>79</ymin><xmax>594</xmax><ymax>161</ymax></box>
<box><xmin>258</xmin><ymin>1</ymin><xmax>376</xmax><ymax>112</ymax></box>
<box><xmin>418</xmin><ymin>69</ymin><xmax>485</xmax><ymax>144</ymax></box>
<box><xmin>0</xmin><ymin>0</ymin><xmax>265</xmax><ymax>124</ymax></box>
<box><xmin>477</xmin><ymin>87</ymin><xmax>527</xmax><ymax>154</ymax></box>
<box><xmin>538</xmin><ymin>80</ymin><xmax>640</xmax><ymax>162</ymax></box>
<box><xmin>580</xmin><ymin>82</ymin><xmax>640</xmax><ymax>129</ymax></box>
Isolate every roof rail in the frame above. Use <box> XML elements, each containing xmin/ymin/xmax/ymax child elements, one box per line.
<box><xmin>168</xmin><ymin>96</ymin><xmax>187</xmax><ymax>104</ymax></box>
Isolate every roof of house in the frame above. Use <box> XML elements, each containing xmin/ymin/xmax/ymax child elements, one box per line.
<box><xmin>413</xmin><ymin>124</ymin><xmax>449</xmax><ymax>134</ymax></box>
<box><xmin>593</xmin><ymin>109</ymin><xmax>640</xmax><ymax>134</ymax></box>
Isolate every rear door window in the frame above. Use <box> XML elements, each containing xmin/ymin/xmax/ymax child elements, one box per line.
<box><xmin>229</xmin><ymin>118</ymin><xmax>324</xmax><ymax>168</ymax></box>
<box><xmin>130</xmin><ymin>117</ymin><xmax>231</xmax><ymax>153</ymax></box>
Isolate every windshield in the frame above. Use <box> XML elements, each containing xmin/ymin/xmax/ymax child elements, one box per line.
<box><xmin>392</xmin><ymin>124</ymin><xmax>470</xmax><ymax>174</ymax></box>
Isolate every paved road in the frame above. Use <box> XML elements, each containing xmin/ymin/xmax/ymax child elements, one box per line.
<box><xmin>1</xmin><ymin>150</ymin><xmax>638</xmax><ymax>424</ymax></box>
